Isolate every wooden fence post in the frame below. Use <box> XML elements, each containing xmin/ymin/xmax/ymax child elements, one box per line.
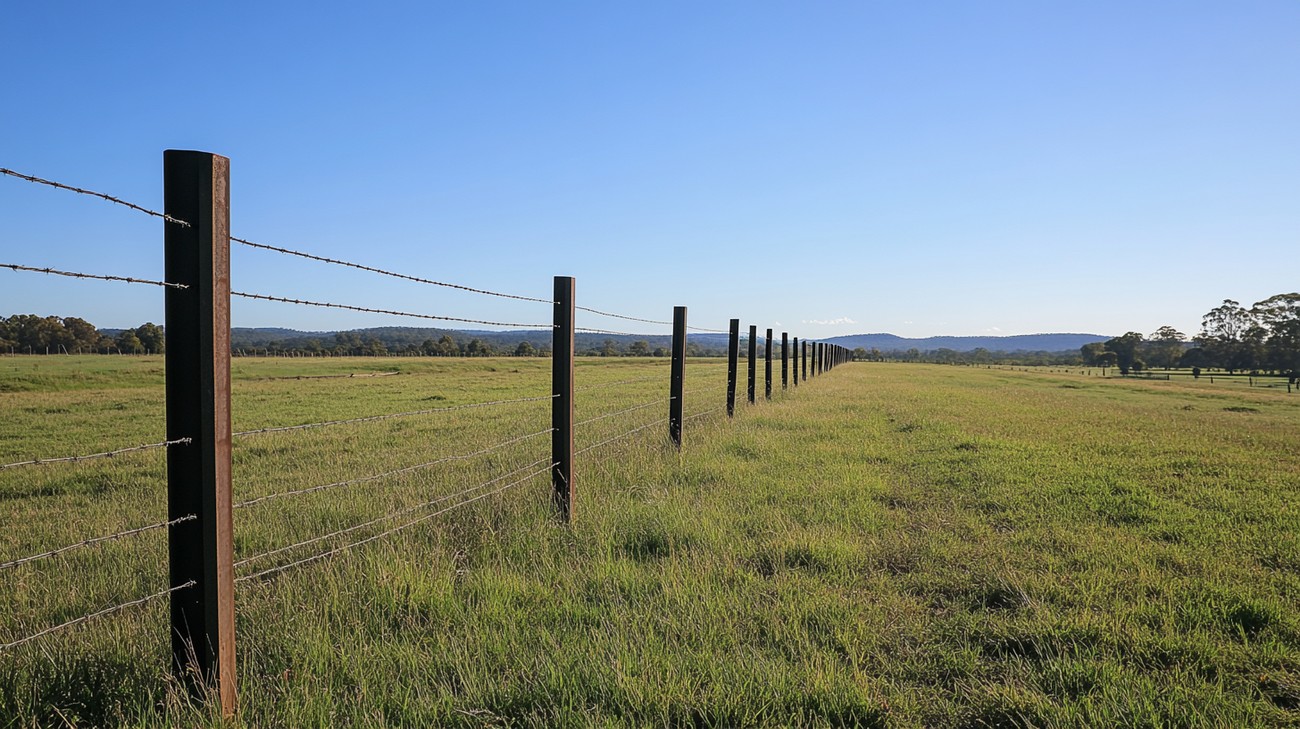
<box><xmin>765</xmin><ymin>328</ymin><xmax>773</xmax><ymax>400</ymax></box>
<box><xmin>164</xmin><ymin>149</ymin><xmax>236</xmax><ymax>716</ymax></box>
<box><xmin>747</xmin><ymin>325</ymin><xmax>757</xmax><ymax>404</ymax></box>
<box><xmin>552</xmin><ymin>276</ymin><xmax>575</xmax><ymax>521</ymax></box>
<box><xmin>727</xmin><ymin>319</ymin><xmax>739</xmax><ymax>417</ymax></box>
<box><xmin>669</xmin><ymin>306</ymin><xmax>687</xmax><ymax>449</ymax></box>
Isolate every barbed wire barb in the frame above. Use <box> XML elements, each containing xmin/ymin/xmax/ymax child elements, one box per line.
<box><xmin>232</xmin><ymin>291</ymin><xmax>552</xmax><ymax>329</ymax></box>
<box><xmin>0</xmin><ymin>438</ymin><xmax>191</xmax><ymax>471</ymax></box>
<box><xmin>0</xmin><ymin>515</ymin><xmax>196</xmax><ymax>571</ymax></box>
<box><xmin>0</xmin><ymin>581</ymin><xmax>196</xmax><ymax>652</ymax></box>
<box><xmin>230</xmin><ymin>236</ymin><xmax>552</xmax><ymax>304</ymax></box>
<box><xmin>0</xmin><ymin>168</ymin><xmax>190</xmax><ymax>227</ymax></box>
<box><xmin>234</xmin><ymin>427</ymin><xmax>555</xmax><ymax>508</ymax></box>
<box><xmin>2</xmin><ymin>264</ymin><xmax>187</xmax><ymax>290</ymax></box>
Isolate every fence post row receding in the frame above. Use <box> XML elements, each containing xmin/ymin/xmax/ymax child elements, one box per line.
<box><xmin>163</xmin><ymin>150</ymin><xmax>237</xmax><ymax>717</ymax></box>
<box><xmin>0</xmin><ymin>151</ymin><xmax>861</xmax><ymax>717</ymax></box>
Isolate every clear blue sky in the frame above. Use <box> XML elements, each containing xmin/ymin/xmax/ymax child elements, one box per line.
<box><xmin>2</xmin><ymin>1</ymin><xmax>1297</xmax><ymax>340</ymax></box>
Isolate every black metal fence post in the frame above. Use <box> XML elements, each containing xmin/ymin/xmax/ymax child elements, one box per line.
<box><xmin>727</xmin><ymin>319</ymin><xmax>739</xmax><ymax>417</ymax></box>
<box><xmin>164</xmin><ymin>149</ymin><xmax>236</xmax><ymax>716</ymax></box>
<box><xmin>669</xmin><ymin>306</ymin><xmax>687</xmax><ymax>449</ymax></box>
<box><xmin>747</xmin><ymin>325</ymin><xmax>757</xmax><ymax>404</ymax></box>
<box><xmin>765</xmin><ymin>328</ymin><xmax>773</xmax><ymax>400</ymax></box>
<box><xmin>781</xmin><ymin>332</ymin><xmax>788</xmax><ymax>390</ymax></box>
<box><xmin>552</xmin><ymin>276</ymin><xmax>575</xmax><ymax>521</ymax></box>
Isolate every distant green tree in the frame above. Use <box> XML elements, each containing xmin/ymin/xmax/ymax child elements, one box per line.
<box><xmin>1104</xmin><ymin>332</ymin><xmax>1144</xmax><ymax>374</ymax></box>
<box><xmin>1146</xmin><ymin>326</ymin><xmax>1184</xmax><ymax>369</ymax></box>
<box><xmin>135</xmin><ymin>322</ymin><xmax>165</xmax><ymax>353</ymax></box>
<box><xmin>115</xmin><ymin>330</ymin><xmax>144</xmax><ymax>354</ymax></box>
<box><xmin>628</xmin><ymin>340</ymin><xmax>650</xmax><ymax>357</ymax></box>
<box><xmin>514</xmin><ymin>341</ymin><xmax>536</xmax><ymax>357</ymax></box>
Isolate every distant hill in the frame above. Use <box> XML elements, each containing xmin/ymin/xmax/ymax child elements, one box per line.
<box><xmin>824</xmin><ymin>333</ymin><xmax>1111</xmax><ymax>353</ymax></box>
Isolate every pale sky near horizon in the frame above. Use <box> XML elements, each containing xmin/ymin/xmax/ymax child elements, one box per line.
<box><xmin>2</xmin><ymin>2</ymin><xmax>1296</xmax><ymax>341</ymax></box>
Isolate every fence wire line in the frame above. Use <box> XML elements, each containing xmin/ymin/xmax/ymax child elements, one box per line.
<box><xmin>575</xmin><ymin>397</ymin><xmax>671</xmax><ymax>427</ymax></box>
<box><xmin>0</xmin><ymin>438</ymin><xmax>192</xmax><ymax>471</ymax></box>
<box><xmin>2</xmin><ymin>263</ymin><xmax>188</xmax><ymax>290</ymax></box>
<box><xmin>0</xmin><ymin>168</ymin><xmax>192</xmax><ymax>228</ymax></box>
<box><xmin>230</xmin><ymin>236</ymin><xmax>552</xmax><ymax>304</ymax></box>
<box><xmin>0</xmin><ymin>580</ymin><xmax>196</xmax><ymax>653</ymax></box>
<box><xmin>0</xmin><ymin>515</ymin><xmax>197</xmax><ymax>572</ymax></box>
<box><xmin>237</xmin><ymin>463</ymin><xmax>553</xmax><ymax>583</ymax></box>
<box><xmin>233</xmin><ymin>427</ymin><xmax>555</xmax><ymax>509</ymax></box>
<box><xmin>575</xmin><ymin>417</ymin><xmax>667</xmax><ymax>456</ymax></box>
<box><xmin>236</xmin><ymin>456</ymin><xmax>554</xmax><ymax>570</ymax></box>
<box><xmin>685</xmin><ymin>405</ymin><xmax>727</xmax><ymax>421</ymax></box>
<box><xmin>576</xmin><ymin>375</ymin><xmax>665</xmax><ymax>393</ymax></box>
<box><xmin>573</xmin><ymin>306</ymin><xmax>671</xmax><ymax>326</ymax></box>
<box><xmin>231</xmin><ymin>291</ymin><xmax>552</xmax><ymax>329</ymax></box>
<box><xmin>686</xmin><ymin>325</ymin><xmax>730</xmax><ymax>334</ymax></box>
<box><xmin>233</xmin><ymin>395</ymin><xmax>556</xmax><ymax>438</ymax></box>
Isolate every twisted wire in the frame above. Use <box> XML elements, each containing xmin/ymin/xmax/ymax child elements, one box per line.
<box><xmin>0</xmin><ymin>515</ymin><xmax>196</xmax><ymax>571</ymax></box>
<box><xmin>2</xmin><ymin>263</ymin><xmax>187</xmax><ymax>290</ymax></box>
<box><xmin>233</xmin><ymin>427</ymin><xmax>555</xmax><ymax>508</ymax></box>
<box><xmin>0</xmin><ymin>168</ymin><xmax>190</xmax><ymax>227</ymax></box>
<box><xmin>232</xmin><ymin>291</ymin><xmax>552</xmax><ymax>329</ymax></box>
<box><xmin>230</xmin><ymin>236</ymin><xmax>551</xmax><ymax>304</ymax></box>
<box><xmin>575</xmin><ymin>417</ymin><xmax>666</xmax><ymax>456</ymax></box>
<box><xmin>575</xmin><ymin>398</ymin><xmax>670</xmax><ymax>427</ymax></box>
<box><xmin>0</xmin><ymin>438</ymin><xmax>191</xmax><ymax>471</ymax></box>
<box><xmin>233</xmin><ymin>395</ymin><xmax>556</xmax><ymax>438</ymax></box>
<box><xmin>573</xmin><ymin>306</ymin><xmax>671</xmax><ymax>326</ymax></box>
<box><xmin>236</xmin><ymin>456</ymin><xmax>554</xmax><ymax>570</ymax></box>
<box><xmin>0</xmin><ymin>581</ymin><xmax>196</xmax><ymax>652</ymax></box>
<box><xmin>237</xmin><ymin>464</ymin><xmax>553</xmax><ymax>583</ymax></box>
<box><xmin>686</xmin><ymin>325</ymin><xmax>730</xmax><ymax>334</ymax></box>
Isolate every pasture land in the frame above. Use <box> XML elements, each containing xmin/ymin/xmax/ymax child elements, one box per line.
<box><xmin>1</xmin><ymin>358</ymin><xmax>1298</xmax><ymax>727</ymax></box>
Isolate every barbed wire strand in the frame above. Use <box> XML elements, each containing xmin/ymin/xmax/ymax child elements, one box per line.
<box><xmin>575</xmin><ymin>375</ymin><xmax>665</xmax><ymax>393</ymax></box>
<box><xmin>231</xmin><ymin>291</ymin><xmax>552</xmax><ymax>329</ymax></box>
<box><xmin>0</xmin><ymin>515</ymin><xmax>196</xmax><ymax>572</ymax></box>
<box><xmin>686</xmin><ymin>325</ymin><xmax>731</xmax><ymax>334</ymax></box>
<box><xmin>0</xmin><ymin>168</ymin><xmax>191</xmax><ymax>227</ymax></box>
<box><xmin>230</xmin><ymin>236</ymin><xmax>551</xmax><ymax>304</ymax></box>
<box><xmin>575</xmin><ymin>417</ymin><xmax>667</xmax><ymax>456</ymax></box>
<box><xmin>237</xmin><ymin>464</ymin><xmax>553</xmax><ymax>583</ymax></box>
<box><xmin>2</xmin><ymin>264</ymin><xmax>188</xmax><ymax>290</ymax></box>
<box><xmin>233</xmin><ymin>395</ymin><xmax>556</xmax><ymax>438</ymax></box>
<box><xmin>236</xmin><ymin>456</ymin><xmax>554</xmax><ymax>570</ymax></box>
<box><xmin>573</xmin><ymin>306</ymin><xmax>671</xmax><ymax>326</ymax></box>
<box><xmin>685</xmin><ymin>405</ymin><xmax>727</xmax><ymax>421</ymax></box>
<box><xmin>575</xmin><ymin>327</ymin><xmax>643</xmax><ymax>337</ymax></box>
<box><xmin>0</xmin><ymin>580</ymin><xmax>196</xmax><ymax>652</ymax></box>
<box><xmin>0</xmin><ymin>438</ymin><xmax>191</xmax><ymax>471</ymax></box>
<box><xmin>233</xmin><ymin>427</ymin><xmax>555</xmax><ymax>508</ymax></box>
<box><xmin>575</xmin><ymin>398</ymin><xmax>671</xmax><ymax>427</ymax></box>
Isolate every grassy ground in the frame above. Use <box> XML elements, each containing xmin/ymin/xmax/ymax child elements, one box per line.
<box><xmin>1</xmin><ymin>357</ymin><xmax>1298</xmax><ymax>727</ymax></box>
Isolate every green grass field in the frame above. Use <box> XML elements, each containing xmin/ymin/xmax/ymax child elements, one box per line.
<box><xmin>2</xmin><ymin>357</ymin><xmax>1298</xmax><ymax>727</ymax></box>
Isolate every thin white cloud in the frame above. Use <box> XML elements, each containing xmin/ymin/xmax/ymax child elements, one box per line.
<box><xmin>800</xmin><ymin>317</ymin><xmax>857</xmax><ymax>326</ymax></box>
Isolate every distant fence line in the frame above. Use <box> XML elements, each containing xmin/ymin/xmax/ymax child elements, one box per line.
<box><xmin>0</xmin><ymin>152</ymin><xmax>852</xmax><ymax>717</ymax></box>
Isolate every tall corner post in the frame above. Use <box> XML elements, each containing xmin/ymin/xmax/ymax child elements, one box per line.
<box><xmin>726</xmin><ymin>319</ymin><xmax>739</xmax><ymax>417</ymax></box>
<box><xmin>552</xmin><ymin>276</ymin><xmax>575</xmax><ymax>522</ymax></box>
<box><xmin>164</xmin><ymin>150</ymin><xmax>236</xmax><ymax>716</ymax></box>
<box><xmin>668</xmin><ymin>306</ymin><xmax>687</xmax><ymax>449</ymax></box>
<box><xmin>747</xmin><ymin>325</ymin><xmax>757</xmax><ymax>404</ymax></box>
